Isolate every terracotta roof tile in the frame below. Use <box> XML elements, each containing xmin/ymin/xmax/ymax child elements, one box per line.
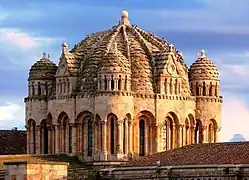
<box><xmin>0</xmin><ymin>130</ymin><xmax>26</xmax><ymax>155</ymax></box>
<box><xmin>123</xmin><ymin>142</ymin><xmax>249</xmax><ymax>167</ymax></box>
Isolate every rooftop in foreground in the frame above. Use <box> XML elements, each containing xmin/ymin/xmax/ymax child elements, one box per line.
<box><xmin>122</xmin><ymin>141</ymin><xmax>249</xmax><ymax>167</ymax></box>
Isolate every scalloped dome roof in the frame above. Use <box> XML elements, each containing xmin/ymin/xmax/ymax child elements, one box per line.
<box><xmin>29</xmin><ymin>52</ymin><xmax>57</xmax><ymax>80</ymax></box>
<box><xmin>71</xmin><ymin>11</ymin><xmax>186</xmax><ymax>93</ymax></box>
<box><xmin>188</xmin><ymin>50</ymin><xmax>219</xmax><ymax>81</ymax></box>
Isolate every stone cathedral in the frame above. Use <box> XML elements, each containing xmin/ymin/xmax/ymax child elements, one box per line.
<box><xmin>24</xmin><ymin>11</ymin><xmax>222</xmax><ymax>162</ymax></box>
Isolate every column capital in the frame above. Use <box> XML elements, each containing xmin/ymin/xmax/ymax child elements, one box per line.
<box><xmin>217</xmin><ymin>126</ymin><xmax>222</xmax><ymax>132</ymax></box>
<box><xmin>69</xmin><ymin>123</ymin><xmax>78</xmax><ymax>128</ymax></box>
<box><xmin>101</xmin><ymin>120</ymin><xmax>107</xmax><ymax>125</ymax></box>
<box><xmin>35</xmin><ymin>125</ymin><xmax>41</xmax><ymax>131</ymax></box>
<box><xmin>128</xmin><ymin>119</ymin><xmax>133</xmax><ymax>125</ymax></box>
<box><xmin>53</xmin><ymin>123</ymin><xmax>60</xmax><ymax>128</ymax></box>
<box><xmin>117</xmin><ymin>120</ymin><xmax>124</xmax><ymax>126</ymax></box>
<box><xmin>202</xmin><ymin>126</ymin><xmax>208</xmax><ymax>130</ymax></box>
<box><xmin>25</xmin><ymin>125</ymin><xmax>30</xmax><ymax>131</ymax></box>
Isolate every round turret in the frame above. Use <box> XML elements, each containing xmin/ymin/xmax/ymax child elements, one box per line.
<box><xmin>188</xmin><ymin>50</ymin><xmax>220</xmax><ymax>97</ymax></box>
<box><xmin>189</xmin><ymin>49</ymin><xmax>219</xmax><ymax>81</ymax></box>
<box><xmin>28</xmin><ymin>52</ymin><xmax>57</xmax><ymax>81</ymax></box>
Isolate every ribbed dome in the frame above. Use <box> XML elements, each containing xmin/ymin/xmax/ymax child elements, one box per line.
<box><xmin>188</xmin><ymin>50</ymin><xmax>219</xmax><ymax>81</ymax></box>
<box><xmin>28</xmin><ymin>52</ymin><xmax>57</xmax><ymax>81</ymax></box>
<box><xmin>98</xmin><ymin>42</ymin><xmax>131</xmax><ymax>73</ymax></box>
<box><xmin>71</xmin><ymin>11</ymin><xmax>184</xmax><ymax>92</ymax></box>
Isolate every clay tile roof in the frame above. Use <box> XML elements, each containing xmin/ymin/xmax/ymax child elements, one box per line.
<box><xmin>0</xmin><ymin>130</ymin><xmax>26</xmax><ymax>155</ymax></box>
<box><xmin>123</xmin><ymin>142</ymin><xmax>249</xmax><ymax>167</ymax></box>
<box><xmin>29</xmin><ymin>52</ymin><xmax>57</xmax><ymax>80</ymax></box>
<box><xmin>189</xmin><ymin>49</ymin><xmax>219</xmax><ymax>81</ymax></box>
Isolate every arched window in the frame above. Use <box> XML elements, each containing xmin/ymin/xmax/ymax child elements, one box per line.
<box><xmin>215</xmin><ymin>82</ymin><xmax>218</xmax><ymax>96</ymax></box>
<box><xmin>123</xmin><ymin>118</ymin><xmax>126</xmax><ymax>154</ymax></box>
<box><xmin>69</xmin><ymin>125</ymin><xmax>72</xmax><ymax>153</ymax></box>
<box><xmin>110</xmin><ymin>117</ymin><xmax>115</xmax><ymax>154</ymax></box>
<box><xmin>196</xmin><ymin>82</ymin><xmax>199</xmax><ymax>96</ymax></box>
<box><xmin>45</xmin><ymin>82</ymin><xmax>48</xmax><ymax>95</ymax></box>
<box><xmin>118</xmin><ymin>75</ymin><xmax>122</xmax><ymax>90</ymax></box>
<box><xmin>195</xmin><ymin>121</ymin><xmax>203</xmax><ymax>144</ymax></box>
<box><xmin>38</xmin><ymin>82</ymin><xmax>41</xmax><ymax>95</ymax></box>
<box><xmin>31</xmin><ymin>83</ymin><xmax>35</xmax><ymax>96</ymax></box>
<box><xmin>174</xmin><ymin>79</ymin><xmax>178</xmax><ymax>94</ymax></box>
<box><xmin>124</xmin><ymin>76</ymin><xmax>128</xmax><ymax>91</ymax></box>
<box><xmin>111</xmin><ymin>75</ymin><xmax>114</xmax><ymax>90</ymax></box>
<box><xmin>203</xmin><ymin>82</ymin><xmax>206</xmax><ymax>96</ymax></box>
<box><xmin>32</xmin><ymin>123</ymin><xmax>36</xmax><ymax>154</ymax></box>
<box><xmin>87</xmin><ymin>119</ymin><xmax>93</xmax><ymax>156</ymax></box>
<box><xmin>139</xmin><ymin>119</ymin><xmax>145</xmax><ymax>156</ymax></box>
<box><xmin>99</xmin><ymin>75</ymin><xmax>102</xmax><ymax>90</ymax></box>
<box><xmin>209</xmin><ymin>82</ymin><xmax>212</xmax><ymax>96</ymax></box>
<box><xmin>164</xmin><ymin>119</ymin><xmax>173</xmax><ymax>150</ymax></box>
<box><xmin>104</xmin><ymin>75</ymin><xmax>107</xmax><ymax>90</ymax></box>
<box><xmin>169</xmin><ymin>78</ymin><xmax>173</xmax><ymax>94</ymax></box>
<box><xmin>164</xmin><ymin>79</ymin><xmax>167</xmax><ymax>94</ymax></box>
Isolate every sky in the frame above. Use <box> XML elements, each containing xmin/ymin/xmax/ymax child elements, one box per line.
<box><xmin>0</xmin><ymin>0</ymin><xmax>249</xmax><ymax>142</ymax></box>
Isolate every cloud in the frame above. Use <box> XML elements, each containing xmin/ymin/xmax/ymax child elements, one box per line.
<box><xmin>0</xmin><ymin>102</ymin><xmax>25</xmax><ymax>129</ymax></box>
<box><xmin>221</xmin><ymin>95</ymin><xmax>249</xmax><ymax>142</ymax></box>
<box><xmin>0</xmin><ymin>28</ymin><xmax>61</xmax><ymax>69</ymax></box>
<box><xmin>229</xmin><ymin>134</ymin><xmax>247</xmax><ymax>142</ymax></box>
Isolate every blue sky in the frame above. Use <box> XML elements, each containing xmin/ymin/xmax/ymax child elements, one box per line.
<box><xmin>0</xmin><ymin>0</ymin><xmax>249</xmax><ymax>142</ymax></box>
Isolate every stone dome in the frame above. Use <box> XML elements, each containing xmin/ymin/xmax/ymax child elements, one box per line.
<box><xmin>28</xmin><ymin>52</ymin><xmax>58</xmax><ymax>81</ymax></box>
<box><xmin>70</xmin><ymin>11</ymin><xmax>186</xmax><ymax>92</ymax></box>
<box><xmin>98</xmin><ymin>42</ymin><xmax>131</xmax><ymax>74</ymax></box>
<box><xmin>188</xmin><ymin>50</ymin><xmax>219</xmax><ymax>81</ymax></box>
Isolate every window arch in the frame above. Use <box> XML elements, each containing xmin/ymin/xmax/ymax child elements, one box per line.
<box><xmin>38</xmin><ymin>82</ymin><xmax>41</xmax><ymax>95</ymax></box>
<box><xmin>203</xmin><ymin>82</ymin><xmax>206</xmax><ymax>96</ymax></box>
<box><xmin>195</xmin><ymin>120</ymin><xmax>203</xmax><ymax>144</ymax></box>
<box><xmin>111</xmin><ymin>75</ymin><xmax>114</xmax><ymax>90</ymax></box>
<box><xmin>110</xmin><ymin>117</ymin><xmax>115</xmax><ymax>154</ymax></box>
<box><xmin>104</xmin><ymin>75</ymin><xmax>107</xmax><ymax>90</ymax></box>
<box><xmin>69</xmin><ymin>125</ymin><xmax>72</xmax><ymax>153</ymax></box>
<box><xmin>118</xmin><ymin>75</ymin><xmax>122</xmax><ymax>90</ymax></box>
<box><xmin>139</xmin><ymin>119</ymin><xmax>145</xmax><ymax>156</ymax></box>
<box><xmin>87</xmin><ymin>118</ymin><xmax>93</xmax><ymax>156</ymax></box>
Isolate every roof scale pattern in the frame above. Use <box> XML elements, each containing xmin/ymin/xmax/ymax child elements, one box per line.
<box><xmin>66</xmin><ymin>11</ymin><xmax>190</xmax><ymax>93</ymax></box>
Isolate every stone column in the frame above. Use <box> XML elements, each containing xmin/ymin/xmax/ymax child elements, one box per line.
<box><xmin>54</xmin><ymin>124</ymin><xmax>60</xmax><ymax>154</ymax></box>
<box><xmin>181</xmin><ymin>125</ymin><xmax>186</xmax><ymax>147</ymax></box>
<box><xmin>155</xmin><ymin>124</ymin><xmax>160</xmax><ymax>152</ymax></box>
<box><xmin>128</xmin><ymin>120</ymin><xmax>133</xmax><ymax>159</ymax></box>
<box><xmin>25</xmin><ymin>125</ymin><xmax>30</xmax><ymax>154</ymax></box>
<box><xmin>107</xmin><ymin>79</ymin><xmax>112</xmax><ymax>91</ymax></box>
<box><xmin>71</xmin><ymin>123</ymin><xmax>77</xmax><ymax>154</ymax></box>
<box><xmin>35</xmin><ymin>125</ymin><xmax>41</xmax><ymax>154</ymax></box>
<box><xmin>124</xmin><ymin>119</ymin><xmax>128</xmax><ymax>154</ymax></box>
<box><xmin>201</xmin><ymin>126</ymin><xmax>208</xmax><ymax>143</ymax></box>
<box><xmin>190</xmin><ymin>126</ymin><xmax>195</xmax><ymax>144</ymax></box>
<box><xmin>160</xmin><ymin>78</ymin><xmax>165</xmax><ymax>94</ymax></box>
<box><xmin>100</xmin><ymin>120</ymin><xmax>107</xmax><ymax>161</ymax></box>
<box><xmin>94</xmin><ymin>121</ymin><xmax>99</xmax><ymax>160</ymax></box>
<box><xmin>149</xmin><ymin>125</ymin><xmax>153</xmax><ymax>154</ymax></box>
<box><xmin>47</xmin><ymin>125</ymin><xmax>52</xmax><ymax>154</ymax></box>
<box><xmin>117</xmin><ymin>120</ymin><xmax>124</xmax><ymax>159</ymax></box>
<box><xmin>215</xmin><ymin>127</ymin><xmax>221</xmax><ymax>143</ymax></box>
<box><xmin>175</xmin><ymin>125</ymin><xmax>181</xmax><ymax>148</ymax></box>
<box><xmin>172</xmin><ymin>125</ymin><xmax>175</xmax><ymax>149</ymax></box>
<box><xmin>114</xmin><ymin>78</ymin><xmax>119</xmax><ymax>91</ymax></box>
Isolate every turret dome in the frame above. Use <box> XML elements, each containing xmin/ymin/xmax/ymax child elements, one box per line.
<box><xmin>188</xmin><ymin>50</ymin><xmax>219</xmax><ymax>81</ymax></box>
<box><xmin>28</xmin><ymin>52</ymin><xmax>58</xmax><ymax>81</ymax></box>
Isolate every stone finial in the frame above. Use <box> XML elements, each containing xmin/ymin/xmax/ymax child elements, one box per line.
<box><xmin>62</xmin><ymin>42</ymin><xmax>68</xmax><ymax>54</ymax></box>
<box><xmin>169</xmin><ymin>44</ymin><xmax>174</xmax><ymax>52</ymax></box>
<box><xmin>42</xmin><ymin>52</ymin><xmax>46</xmax><ymax>59</ymax></box>
<box><xmin>197</xmin><ymin>49</ymin><xmax>207</xmax><ymax>58</ymax></box>
<box><xmin>121</xmin><ymin>10</ymin><xmax>130</xmax><ymax>26</ymax></box>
